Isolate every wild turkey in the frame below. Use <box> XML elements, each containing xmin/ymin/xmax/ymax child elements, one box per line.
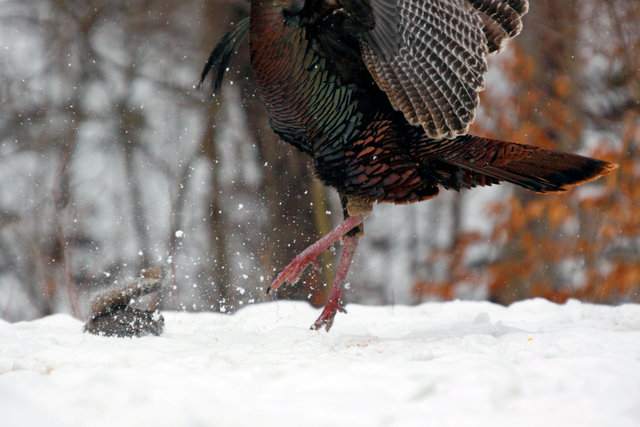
<box><xmin>200</xmin><ymin>0</ymin><xmax>616</xmax><ymax>330</ymax></box>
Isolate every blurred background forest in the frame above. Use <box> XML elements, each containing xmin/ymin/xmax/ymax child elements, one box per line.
<box><xmin>0</xmin><ymin>0</ymin><xmax>638</xmax><ymax>321</ymax></box>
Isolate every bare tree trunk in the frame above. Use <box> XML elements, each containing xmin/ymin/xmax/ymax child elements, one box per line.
<box><xmin>120</xmin><ymin>104</ymin><xmax>152</xmax><ymax>270</ymax></box>
<box><xmin>200</xmin><ymin>107</ymin><xmax>233</xmax><ymax>311</ymax></box>
<box><xmin>195</xmin><ymin>0</ymin><xmax>249</xmax><ymax>311</ymax></box>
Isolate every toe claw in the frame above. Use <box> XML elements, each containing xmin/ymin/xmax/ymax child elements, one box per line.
<box><xmin>269</xmin><ymin>254</ymin><xmax>313</xmax><ymax>294</ymax></box>
<box><xmin>311</xmin><ymin>297</ymin><xmax>344</xmax><ymax>332</ymax></box>
<box><xmin>311</xmin><ymin>316</ymin><xmax>334</xmax><ymax>331</ymax></box>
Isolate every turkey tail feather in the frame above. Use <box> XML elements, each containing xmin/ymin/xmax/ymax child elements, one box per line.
<box><xmin>198</xmin><ymin>17</ymin><xmax>250</xmax><ymax>92</ymax></box>
<box><xmin>431</xmin><ymin>136</ymin><xmax>617</xmax><ymax>193</ymax></box>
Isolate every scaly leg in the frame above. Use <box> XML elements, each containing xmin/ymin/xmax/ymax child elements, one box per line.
<box><xmin>311</xmin><ymin>234</ymin><xmax>359</xmax><ymax>331</ymax></box>
<box><xmin>267</xmin><ymin>213</ymin><xmax>365</xmax><ymax>293</ymax></box>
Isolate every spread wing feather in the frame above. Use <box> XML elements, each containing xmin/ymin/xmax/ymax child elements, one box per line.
<box><xmin>360</xmin><ymin>0</ymin><xmax>529</xmax><ymax>138</ymax></box>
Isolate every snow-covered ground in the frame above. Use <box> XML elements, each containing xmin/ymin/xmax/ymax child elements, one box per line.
<box><xmin>1</xmin><ymin>299</ymin><xmax>639</xmax><ymax>427</ymax></box>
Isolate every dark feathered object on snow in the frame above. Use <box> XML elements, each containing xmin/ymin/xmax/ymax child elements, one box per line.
<box><xmin>84</xmin><ymin>268</ymin><xmax>164</xmax><ymax>337</ymax></box>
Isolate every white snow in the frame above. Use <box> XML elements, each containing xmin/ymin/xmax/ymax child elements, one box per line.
<box><xmin>1</xmin><ymin>299</ymin><xmax>639</xmax><ymax>427</ymax></box>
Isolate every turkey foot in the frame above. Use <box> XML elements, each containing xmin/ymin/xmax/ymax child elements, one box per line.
<box><xmin>267</xmin><ymin>214</ymin><xmax>365</xmax><ymax>293</ymax></box>
<box><xmin>311</xmin><ymin>287</ymin><xmax>346</xmax><ymax>331</ymax></box>
<box><xmin>311</xmin><ymin>234</ymin><xmax>359</xmax><ymax>331</ymax></box>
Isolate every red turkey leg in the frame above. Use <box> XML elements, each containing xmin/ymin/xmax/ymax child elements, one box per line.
<box><xmin>267</xmin><ymin>214</ymin><xmax>365</xmax><ymax>293</ymax></box>
<box><xmin>311</xmin><ymin>234</ymin><xmax>359</xmax><ymax>331</ymax></box>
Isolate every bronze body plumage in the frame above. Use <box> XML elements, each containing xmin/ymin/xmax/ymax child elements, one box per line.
<box><xmin>201</xmin><ymin>0</ymin><xmax>616</xmax><ymax>330</ymax></box>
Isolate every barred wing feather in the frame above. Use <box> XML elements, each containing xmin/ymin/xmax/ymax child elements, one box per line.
<box><xmin>361</xmin><ymin>0</ymin><xmax>529</xmax><ymax>139</ymax></box>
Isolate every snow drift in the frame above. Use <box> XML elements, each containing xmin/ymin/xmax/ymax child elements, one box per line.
<box><xmin>1</xmin><ymin>299</ymin><xmax>639</xmax><ymax>427</ymax></box>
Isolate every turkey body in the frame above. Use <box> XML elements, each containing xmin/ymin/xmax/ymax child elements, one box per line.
<box><xmin>201</xmin><ymin>0</ymin><xmax>616</xmax><ymax>330</ymax></box>
<box><xmin>248</xmin><ymin>0</ymin><xmax>611</xmax><ymax>204</ymax></box>
<box><xmin>251</xmin><ymin>1</ymin><xmax>461</xmax><ymax>203</ymax></box>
